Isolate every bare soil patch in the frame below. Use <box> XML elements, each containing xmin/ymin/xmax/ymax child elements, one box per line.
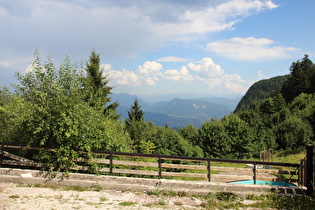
<box><xmin>0</xmin><ymin>183</ymin><xmax>204</xmax><ymax>210</ymax></box>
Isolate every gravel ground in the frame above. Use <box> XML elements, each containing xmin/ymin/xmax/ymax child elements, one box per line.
<box><xmin>0</xmin><ymin>183</ymin><xmax>205</xmax><ymax>210</ymax></box>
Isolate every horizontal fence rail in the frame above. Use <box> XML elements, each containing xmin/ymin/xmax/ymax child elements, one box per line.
<box><xmin>0</xmin><ymin>144</ymin><xmax>301</xmax><ymax>185</ymax></box>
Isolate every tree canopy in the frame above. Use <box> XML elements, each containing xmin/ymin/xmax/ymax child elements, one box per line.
<box><xmin>1</xmin><ymin>53</ymin><xmax>314</xmax><ymax>171</ymax></box>
<box><xmin>2</xmin><ymin>51</ymin><xmax>131</xmax><ymax>172</ymax></box>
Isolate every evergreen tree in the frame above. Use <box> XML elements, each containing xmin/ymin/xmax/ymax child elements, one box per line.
<box><xmin>125</xmin><ymin>99</ymin><xmax>144</xmax><ymax>127</ymax></box>
<box><xmin>84</xmin><ymin>50</ymin><xmax>120</xmax><ymax>119</ymax></box>
<box><xmin>282</xmin><ymin>55</ymin><xmax>315</xmax><ymax>102</ymax></box>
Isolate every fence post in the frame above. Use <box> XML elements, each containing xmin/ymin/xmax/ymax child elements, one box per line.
<box><xmin>298</xmin><ymin>159</ymin><xmax>303</xmax><ymax>186</ymax></box>
<box><xmin>306</xmin><ymin>144</ymin><xmax>314</xmax><ymax>196</ymax></box>
<box><xmin>253</xmin><ymin>162</ymin><xmax>257</xmax><ymax>184</ymax></box>
<box><xmin>109</xmin><ymin>152</ymin><xmax>113</xmax><ymax>175</ymax></box>
<box><xmin>0</xmin><ymin>142</ymin><xmax>3</xmax><ymax>167</ymax></box>
<box><xmin>158</xmin><ymin>155</ymin><xmax>162</xmax><ymax>179</ymax></box>
<box><xmin>207</xmin><ymin>159</ymin><xmax>211</xmax><ymax>182</ymax></box>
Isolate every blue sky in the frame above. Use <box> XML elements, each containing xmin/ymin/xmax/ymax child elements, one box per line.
<box><xmin>0</xmin><ymin>0</ymin><xmax>314</xmax><ymax>98</ymax></box>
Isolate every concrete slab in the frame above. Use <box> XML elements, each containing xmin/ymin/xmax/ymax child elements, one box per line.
<box><xmin>0</xmin><ymin>168</ymin><xmax>305</xmax><ymax>197</ymax></box>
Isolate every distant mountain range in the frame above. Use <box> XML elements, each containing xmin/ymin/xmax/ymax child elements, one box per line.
<box><xmin>111</xmin><ymin>93</ymin><xmax>241</xmax><ymax>128</ymax></box>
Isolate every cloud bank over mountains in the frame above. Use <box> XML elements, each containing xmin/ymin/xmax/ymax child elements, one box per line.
<box><xmin>103</xmin><ymin>57</ymin><xmax>249</xmax><ymax>95</ymax></box>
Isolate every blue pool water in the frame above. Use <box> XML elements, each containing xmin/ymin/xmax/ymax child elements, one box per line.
<box><xmin>229</xmin><ymin>180</ymin><xmax>296</xmax><ymax>187</ymax></box>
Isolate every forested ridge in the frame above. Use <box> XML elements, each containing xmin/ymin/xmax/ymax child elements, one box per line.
<box><xmin>234</xmin><ymin>75</ymin><xmax>288</xmax><ymax>112</ymax></box>
<box><xmin>0</xmin><ymin>52</ymin><xmax>314</xmax><ymax>172</ymax></box>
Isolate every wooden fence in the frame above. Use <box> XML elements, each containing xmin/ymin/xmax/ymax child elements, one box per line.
<box><xmin>299</xmin><ymin>145</ymin><xmax>315</xmax><ymax>195</ymax></box>
<box><xmin>0</xmin><ymin>144</ymin><xmax>303</xmax><ymax>186</ymax></box>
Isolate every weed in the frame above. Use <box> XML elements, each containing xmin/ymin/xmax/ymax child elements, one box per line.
<box><xmin>9</xmin><ymin>195</ymin><xmax>20</xmax><ymax>199</ymax></box>
<box><xmin>118</xmin><ymin>201</ymin><xmax>137</xmax><ymax>206</ymax></box>
<box><xmin>177</xmin><ymin>191</ymin><xmax>188</xmax><ymax>197</ymax></box>
<box><xmin>215</xmin><ymin>192</ymin><xmax>238</xmax><ymax>202</ymax></box>
<box><xmin>134</xmin><ymin>191</ymin><xmax>143</xmax><ymax>195</ymax></box>
<box><xmin>85</xmin><ymin>202</ymin><xmax>96</xmax><ymax>206</ymax></box>
<box><xmin>99</xmin><ymin>196</ymin><xmax>107</xmax><ymax>202</ymax></box>
<box><xmin>35</xmin><ymin>195</ymin><xmax>45</xmax><ymax>199</ymax></box>
<box><xmin>174</xmin><ymin>201</ymin><xmax>182</xmax><ymax>205</ymax></box>
<box><xmin>63</xmin><ymin>186</ymin><xmax>87</xmax><ymax>192</ymax></box>
<box><xmin>163</xmin><ymin>190</ymin><xmax>177</xmax><ymax>197</ymax></box>
<box><xmin>247</xmin><ymin>192</ymin><xmax>254</xmax><ymax>200</ymax></box>
<box><xmin>143</xmin><ymin>203</ymin><xmax>153</xmax><ymax>207</ymax></box>
<box><xmin>92</xmin><ymin>185</ymin><xmax>103</xmax><ymax>192</ymax></box>
<box><xmin>156</xmin><ymin>198</ymin><xmax>167</xmax><ymax>206</ymax></box>
<box><xmin>146</xmin><ymin>189</ymin><xmax>163</xmax><ymax>196</ymax></box>
<box><xmin>54</xmin><ymin>194</ymin><xmax>63</xmax><ymax>199</ymax></box>
<box><xmin>32</xmin><ymin>183</ymin><xmax>42</xmax><ymax>188</ymax></box>
<box><xmin>17</xmin><ymin>184</ymin><xmax>32</xmax><ymax>187</ymax></box>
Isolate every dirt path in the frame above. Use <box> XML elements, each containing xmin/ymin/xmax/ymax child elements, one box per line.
<box><xmin>0</xmin><ymin>183</ymin><xmax>205</xmax><ymax>210</ymax></box>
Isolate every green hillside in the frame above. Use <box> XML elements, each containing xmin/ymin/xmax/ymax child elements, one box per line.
<box><xmin>234</xmin><ymin>75</ymin><xmax>288</xmax><ymax>113</ymax></box>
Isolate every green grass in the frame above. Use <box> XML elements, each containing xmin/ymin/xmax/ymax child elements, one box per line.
<box><xmin>211</xmin><ymin>162</ymin><xmax>247</xmax><ymax>168</ymax></box>
<box><xmin>272</xmin><ymin>151</ymin><xmax>306</xmax><ymax>163</ymax></box>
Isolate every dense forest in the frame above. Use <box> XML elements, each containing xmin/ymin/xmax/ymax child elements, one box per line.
<box><xmin>0</xmin><ymin>51</ymin><xmax>314</xmax><ymax>172</ymax></box>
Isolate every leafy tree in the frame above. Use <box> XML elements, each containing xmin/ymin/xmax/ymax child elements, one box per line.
<box><xmin>274</xmin><ymin>115</ymin><xmax>313</xmax><ymax>152</ymax></box>
<box><xmin>289</xmin><ymin>93</ymin><xmax>315</xmax><ymax>142</ymax></box>
<box><xmin>221</xmin><ymin>114</ymin><xmax>254</xmax><ymax>158</ymax></box>
<box><xmin>126</xmin><ymin>120</ymin><xmax>156</xmax><ymax>154</ymax></box>
<box><xmin>11</xmin><ymin>51</ymin><xmax>131</xmax><ymax>172</ymax></box>
<box><xmin>259</xmin><ymin>94</ymin><xmax>286</xmax><ymax>115</ymax></box>
<box><xmin>178</xmin><ymin>124</ymin><xmax>200</xmax><ymax>147</ymax></box>
<box><xmin>199</xmin><ymin>119</ymin><xmax>231</xmax><ymax>158</ymax></box>
<box><xmin>238</xmin><ymin>108</ymin><xmax>277</xmax><ymax>153</ymax></box>
<box><xmin>152</xmin><ymin>126</ymin><xmax>203</xmax><ymax>157</ymax></box>
<box><xmin>84</xmin><ymin>50</ymin><xmax>120</xmax><ymax>119</ymax></box>
<box><xmin>0</xmin><ymin>87</ymin><xmax>15</xmax><ymax>143</ymax></box>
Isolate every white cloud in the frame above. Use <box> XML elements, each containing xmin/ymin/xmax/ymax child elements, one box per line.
<box><xmin>205</xmin><ymin>37</ymin><xmax>299</xmax><ymax>61</ymax></box>
<box><xmin>104</xmin><ymin>57</ymin><xmax>250</xmax><ymax>94</ymax></box>
<box><xmin>223</xmin><ymin>74</ymin><xmax>248</xmax><ymax>94</ymax></box>
<box><xmin>165</xmin><ymin>0</ymin><xmax>278</xmax><ymax>35</ymax></box>
<box><xmin>156</xmin><ymin>56</ymin><xmax>192</xmax><ymax>62</ymax></box>
<box><xmin>0</xmin><ymin>0</ymin><xmax>282</xmax><ymax>94</ymax></box>
<box><xmin>103</xmin><ymin>65</ymin><xmax>142</xmax><ymax>86</ymax></box>
<box><xmin>104</xmin><ymin>61</ymin><xmax>163</xmax><ymax>86</ymax></box>
<box><xmin>0</xmin><ymin>0</ymin><xmax>280</xmax><ymax>61</ymax></box>
<box><xmin>185</xmin><ymin>58</ymin><xmax>249</xmax><ymax>94</ymax></box>
<box><xmin>138</xmin><ymin>61</ymin><xmax>163</xmax><ymax>76</ymax></box>
<box><xmin>163</xmin><ymin>67</ymin><xmax>194</xmax><ymax>82</ymax></box>
<box><xmin>145</xmin><ymin>77</ymin><xmax>159</xmax><ymax>85</ymax></box>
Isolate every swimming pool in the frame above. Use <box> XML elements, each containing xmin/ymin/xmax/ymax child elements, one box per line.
<box><xmin>229</xmin><ymin>180</ymin><xmax>296</xmax><ymax>187</ymax></box>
